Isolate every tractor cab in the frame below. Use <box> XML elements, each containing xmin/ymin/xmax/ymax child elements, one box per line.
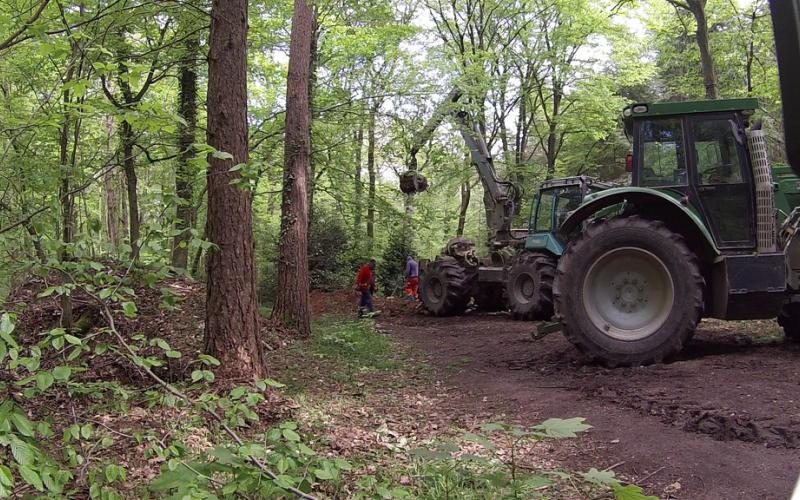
<box><xmin>623</xmin><ymin>99</ymin><xmax>760</xmax><ymax>250</ymax></box>
<box><xmin>526</xmin><ymin>176</ymin><xmax>612</xmax><ymax>256</ymax></box>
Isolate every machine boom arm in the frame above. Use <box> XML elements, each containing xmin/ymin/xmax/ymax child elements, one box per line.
<box><xmin>408</xmin><ymin>89</ymin><xmax>521</xmax><ymax>243</ymax></box>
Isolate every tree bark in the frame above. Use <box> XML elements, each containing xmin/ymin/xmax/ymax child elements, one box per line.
<box><xmin>353</xmin><ymin>125</ymin><xmax>363</xmax><ymax>232</ymax></box>
<box><xmin>691</xmin><ymin>2</ymin><xmax>719</xmax><ymax>100</ymax></box>
<box><xmin>204</xmin><ymin>0</ymin><xmax>266</xmax><ymax>378</ymax></box>
<box><xmin>306</xmin><ymin>11</ymin><xmax>319</xmax><ymax>222</ymax></box>
<box><xmin>366</xmin><ymin>103</ymin><xmax>376</xmax><ymax>249</ymax></box>
<box><xmin>172</xmin><ymin>33</ymin><xmax>199</xmax><ymax>269</ymax></box>
<box><xmin>667</xmin><ymin>0</ymin><xmax>719</xmax><ymax>99</ymax></box>
<box><xmin>272</xmin><ymin>0</ymin><xmax>313</xmax><ymax>337</ymax></box>
<box><xmin>120</xmin><ymin>120</ymin><xmax>140</xmax><ymax>260</ymax></box>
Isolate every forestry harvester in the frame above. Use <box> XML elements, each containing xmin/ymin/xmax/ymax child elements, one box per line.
<box><xmin>400</xmin><ymin>91</ymin><xmax>612</xmax><ymax>319</ymax></box>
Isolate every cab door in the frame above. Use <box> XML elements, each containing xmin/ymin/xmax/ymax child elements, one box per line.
<box><xmin>687</xmin><ymin>114</ymin><xmax>756</xmax><ymax>249</ymax></box>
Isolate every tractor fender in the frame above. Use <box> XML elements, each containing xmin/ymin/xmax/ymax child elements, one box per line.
<box><xmin>560</xmin><ymin>187</ymin><xmax>720</xmax><ymax>257</ymax></box>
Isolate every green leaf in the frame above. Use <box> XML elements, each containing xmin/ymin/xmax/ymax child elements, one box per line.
<box><xmin>524</xmin><ymin>475</ymin><xmax>553</xmax><ymax>489</ymax></box>
<box><xmin>64</xmin><ymin>334</ymin><xmax>82</xmax><ymax>346</ymax></box>
<box><xmin>582</xmin><ymin>467</ymin><xmax>618</xmax><ymax>486</ymax></box>
<box><xmin>36</xmin><ymin>371</ymin><xmax>54</xmax><ymax>391</ymax></box>
<box><xmin>122</xmin><ymin>302</ymin><xmax>137</xmax><ymax>318</ymax></box>
<box><xmin>463</xmin><ymin>432</ymin><xmax>495</xmax><ymax>450</ymax></box>
<box><xmin>165</xmin><ymin>350</ymin><xmax>182</xmax><ymax>359</ymax></box>
<box><xmin>534</xmin><ymin>417</ymin><xmax>592</xmax><ymax>438</ymax></box>
<box><xmin>282</xmin><ymin>429</ymin><xmax>301</xmax><ymax>442</ymax></box>
<box><xmin>0</xmin><ymin>340</ymin><xmax>6</xmax><ymax>362</ymax></box>
<box><xmin>0</xmin><ymin>465</ymin><xmax>13</xmax><ymax>487</ymax></box>
<box><xmin>10</xmin><ymin>440</ymin><xmax>33</xmax><ymax>465</ymax></box>
<box><xmin>313</xmin><ymin>468</ymin><xmax>334</xmax><ymax>480</ymax></box>
<box><xmin>480</xmin><ymin>422</ymin><xmax>506</xmax><ymax>433</ymax></box>
<box><xmin>52</xmin><ymin>366</ymin><xmax>71</xmax><ymax>381</ymax></box>
<box><xmin>19</xmin><ymin>465</ymin><xmax>44</xmax><ymax>491</ymax></box>
<box><xmin>212</xmin><ymin>150</ymin><xmax>234</xmax><ymax>160</ymax></box>
<box><xmin>10</xmin><ymin>413</ymin><xmax>35</xmax><ymax>437</ymax></box>
<box><xmin>612</xmin><ymin>483</ymin><xmax>659</xmax><ymax>500</ymax></box>
<box><xmin>263</xmin><ymin>378</ymin><xmax>286</xmax><ymax>388</ymax></box>
<box><xmin>191</xmin><ymin>370</ymin><xmax>203</xmax><ymax>382</ymax></box>
<box><xmin>229</xmin><ymin>387</ymin><xmax>247</xmax><ymax>399</ymax></box>
<box><xmin>80</xmin><ymin>423</ymin><xmax>93</xmax><ymax>439</ymax></box>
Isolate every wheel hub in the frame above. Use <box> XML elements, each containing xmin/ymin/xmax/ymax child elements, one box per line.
<box><xmin>582</xmin><ymin>248</ymin><xmax>675</xmax><ymax>341</ymax></box>
<box><xmin>520</xmin><ymin>275</ymin><xmax>535</xmax><ymax>298</ymax></box>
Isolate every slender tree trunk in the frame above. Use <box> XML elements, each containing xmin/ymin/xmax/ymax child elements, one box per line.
<box><xmin>457</xmin><ymin>181</ymin><xmax>471</xmax><ymax>237</ymax></box>
<box><xmin>545</xmin><ymin>83</ymin><xmax>561</xmax><ymax>179</ymax></box>
<box><xmin>353</xmin><ymin>126</ymin><xmax>363</xmax><ymax>232</ymax></box>
<box><xmin>272</xmin><ymin>0</ymin><xmax>313</xmax><ymax>337</ymax></box>
<box><xmin>120</xmin><ymin>120</ymin><xmax>140</xmax><ymax>259</ymax></box>
<box><xmin>59</xmin><ymin>45</ymin><xmax>79</xmax><ymax>330</ymax></box>
<box><xmin>366</xmin><ymin>103</ymin><xmax>376</xmax><ymax>249</ymax></box>
<box><xmin>204</xmin><ymin>0</ymin><xmax>266</xmax><ymax>378</ymax></box>
<box><xmin>190</xmin><ymin>222</ymin><xmax>206</xmax><ymax>277</ymax></box>
<box><xmin>172</xmin><ymin>33</ymin><xmax>199</xmax><ymax>269</ymax></box>
<box><xmin>691</xmin><ymin>3</ymin><xmax>719</xmax><ymax>100</ymax></box>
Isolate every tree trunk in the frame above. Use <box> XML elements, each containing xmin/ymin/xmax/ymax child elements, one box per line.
<box><xmin>120</xmin><ymin>120</ymin><xmax>140</xmax><ymax>260</ymax></box>
<box><xmin>457</xmin><ymin>180</ymin><xmax>471</xmax><ymax>237</ymax></box>
<box><xmin>172</xmin><ymin>33</ymin><xmax>199</xmax><ymax>269</ymax></box>
<box><xmin>353</xmin><ymin>125</ymin><xmax>363</xmax><ymax>232</ymax></box>
<box><xmin>306</xmin><ymin>12</ymin><xmax>319</xmax><ymax>222</ymax></box>
<box><xmin>690</xmin><ymin>1</ymin><xmax>719</xmax><ymax>100</ymax></box>
<box><xmin>204</xmin><ymin>0</ymin><xmax>266</xmax><ymax>378</ymax></box>
<box><xmin>366</xmin><ymin>103</ymin><xmax>376</xmax><ymax>249</ymax></box>
<box><xmin>272</xmin><ymin>0</ymin><xmax>313</xmax><ymax>337</ymax></box>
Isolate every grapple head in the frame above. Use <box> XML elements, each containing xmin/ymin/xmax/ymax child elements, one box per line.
<box><xmin>399</xmin><ymin>171</ymin><xmax>429</xmax><ymax>194</ymax></box>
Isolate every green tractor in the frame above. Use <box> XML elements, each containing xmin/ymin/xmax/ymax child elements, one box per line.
<box><xmin>552</xmin><ymin>98</ymin><xmax>800</xmax><ymax>366</ymax></box>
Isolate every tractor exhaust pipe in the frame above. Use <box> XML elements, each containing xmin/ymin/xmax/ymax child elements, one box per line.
<box><xmin>747</xmin><ymin>127</ymin><xmax>777</xmax><ymax>253</ymax></box>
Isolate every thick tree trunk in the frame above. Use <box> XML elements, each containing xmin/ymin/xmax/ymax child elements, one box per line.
<box><xmin>120</xmin><ymin>120</ymin><xmax>140</xmax><ymax>260</ymax></box>
<box><xmin>353</xmin><ymin>126</ymin><xmax>363</xmax><ymax>232</ymax></box>
<box><xmin>366</xmin><ymin>104</ymin><xmax>376</xmax><ymax>249</ymax></box>
<box><xmin>172</xmin><ymin>34</ymin><xmax>199</xmax><ymax>269</ymax></box>
<box><xmin>457</xmin><ymin>180</ymin><xmax>471</xmax><ymax>237</ymax></box>
<box><xmin>272</xmin><ymin>0</ymin><xmax>313</xmax><ymax>337</ymax></box>
<box><xmin>204</xmin><ymin>0</ymin><xmax>266</xmax><ymax>378</ymax></box>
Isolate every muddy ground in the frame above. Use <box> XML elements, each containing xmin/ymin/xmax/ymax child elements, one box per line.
<box><xmin>378</xmin><ymin>311</ymin><xmax>800</xmax><ymax>499</ymax></box>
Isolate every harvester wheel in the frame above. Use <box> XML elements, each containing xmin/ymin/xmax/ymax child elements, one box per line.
<box><xmin>506</xmin><ymin>252</ymin><xmax>556</xmax><ymax>320</ymax></box>
<box><xmin>778</xmin><ymin>302</ymin><xmax>800</xmax><ymax>342</ymax></box>
<box><xmin>420</xmin><ymin>257</ymin><xmax>473</xmax><ymax>316</ymax></box>
<box><xmin>554</xmin><ymin>216</ymin><xmax>704</xmax><ymax>367</ymax></box>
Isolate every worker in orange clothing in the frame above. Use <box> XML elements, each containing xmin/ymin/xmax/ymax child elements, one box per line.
<box><xmin>356</xmin><ymin>258</ymin><xmax>377</xmax><ymax>317</ymax></box>
<box><xmin>404</xmin><ymin>255</ymin><xmax>420</xmax><ymax>300</ymax></box>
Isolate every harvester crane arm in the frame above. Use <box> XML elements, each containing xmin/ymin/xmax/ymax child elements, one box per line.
<box><xmin>402</xmin><ymin>89</ymin><xmax>521</xmax><ymax>244</ymax></box>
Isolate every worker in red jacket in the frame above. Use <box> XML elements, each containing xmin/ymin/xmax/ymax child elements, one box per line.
<box><xmin>356</xmin><ymin>258</ymin><xmax>377</xmax><ymax>317</ymax></box>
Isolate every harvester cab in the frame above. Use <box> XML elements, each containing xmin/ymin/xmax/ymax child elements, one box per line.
<box><xmin>553</xmin><ymin>98</ymin><xmax>800</xmax><ymax>366</ymax></box>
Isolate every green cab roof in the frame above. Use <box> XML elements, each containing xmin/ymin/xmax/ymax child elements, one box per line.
<box><xmin>623</xmin><ymin>98</ymin><xmax>759</xmax><ymax>119</ymax></box>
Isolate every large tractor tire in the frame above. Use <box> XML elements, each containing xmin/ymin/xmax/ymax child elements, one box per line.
<box><xmin>554</xmin><ymin>216</ymin><xmax>704</xmax><ymax>367</ymax></box>
<box><xmin>778</xmin><ymin>302</ymin><xmax>800</xmax><ymax>342</ymax></box>
<box><xmin>506</xmin><ymin>252</ymin><xmax>556</xmax><ymax>320</ymax></box>
<box><xmin>420</xmin><ymin>257</ymin><xmax>473</xmax><ymax>316</ymax></box>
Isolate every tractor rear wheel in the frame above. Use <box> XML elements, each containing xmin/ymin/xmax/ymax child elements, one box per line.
<box><xmin>779</xmin><ymin>302</ymin><xmax>800</xmax><ymax>342</ymax></box>
<box><xmin>506</xmin><ymin>252</ymin><xmax>556</xmax><ymax>320</ymax></box>
<box><xmin>554</xmin><ymin>216</ymin><xmax>704</xmax><ymax>367</ymax></box>
<box><xmin>420</xmin><ymin>257</ymin><xmax>473</xmax><ymax>316</ymax></box>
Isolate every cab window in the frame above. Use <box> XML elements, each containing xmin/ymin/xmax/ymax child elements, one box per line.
<box><xmin>692</xmin><ymin>119</ymin><xmax>744</xmax><ymax>185</ymax></box>
<box><xmin>639</xmin><ymin>119</ymin><xmax>687</xmax><ymax>187</ymax></box>
<box><xmin>534</xmin><ymin>191</ymin><xmax>555</xmax><ymax>232</ymax></box>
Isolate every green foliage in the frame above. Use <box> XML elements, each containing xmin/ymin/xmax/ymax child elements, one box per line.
<box><xmin>378</xmin><ymin>230</ymin><xmax>416</xmax><ymax>297</ymax></box>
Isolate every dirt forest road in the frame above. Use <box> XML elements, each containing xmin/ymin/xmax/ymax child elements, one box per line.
<box><xmin>379</xmin><ymin>312</ymin><xmax>800</xmax><ymax>499</ymax></box>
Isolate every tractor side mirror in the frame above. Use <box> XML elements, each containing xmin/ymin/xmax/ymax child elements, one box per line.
<box><xmin>625</xmin><ymin>153</ymin><xmax>634</xmax><ymax>173</ymax></box>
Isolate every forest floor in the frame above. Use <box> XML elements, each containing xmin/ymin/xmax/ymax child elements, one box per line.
<box><xmin>5</xmin><ymin>278</ymin><xmax>799</xmax><ymax>498</ymax></box>
<box><xmin>360</xmin><ymin>295</ymin><xmax>800</xmax><ymax>500</ymax></box>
